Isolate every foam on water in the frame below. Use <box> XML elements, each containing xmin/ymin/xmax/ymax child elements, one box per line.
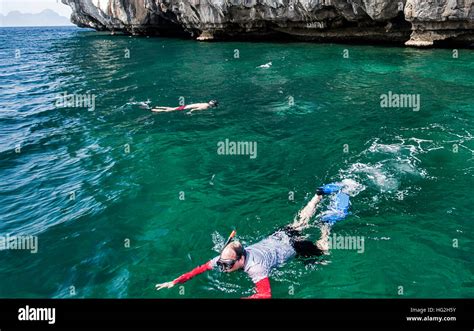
<box><xmin>261</xmin><ymin>100</ymin><xmax>319</xmax><ymax>116</ymax></box>
<box><xmin>124</xmin><ymin>99</ymin><xmax>152</xmax><ymax>110</ymax></box>
<box><xmin>211</xmin><ymin>231</ymin><xmax>226</xmax><ymax>253</ymax></box>
<box><xmin>344</xmin><ymin>162</ymin><xmax>400</xmax><ymax>192</ymax></box>
<box><xmin>338</xmin><ymin>137</ymin><xmax>430</xmax><ymax>197</ymax></box>
<box><xmin>338</xmin><ymin>178</ymin><xmax>366</xmax><ymax>197</ymax></box>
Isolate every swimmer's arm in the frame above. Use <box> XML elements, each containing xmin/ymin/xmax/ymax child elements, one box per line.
<box><xmin>155</xmin><ymin>260</ymin><xmax>214</xmax><ymax>290</ymax></box>
<box><xmin>244</xmin><ymin>277</ymin><xmax>272</xmax><ymax>299</ymax></box>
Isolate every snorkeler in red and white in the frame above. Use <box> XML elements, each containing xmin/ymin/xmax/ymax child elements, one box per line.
<box><xmin>151</xmin><ymin>100</ymin><xmax>218</xmax><ymax>113</ymax></box>
<box><xmin>155</xmin><ymin>184</ymin><xmax>349</xmax><ymax>299</ymax></box>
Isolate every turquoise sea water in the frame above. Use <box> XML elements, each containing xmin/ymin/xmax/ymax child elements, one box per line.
<box><xmin>0</xmin><ymin>27</ymin><xmax>473</xmax><ymax>298</ymax></box>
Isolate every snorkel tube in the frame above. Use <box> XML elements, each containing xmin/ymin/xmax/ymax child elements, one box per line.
<box><xmin>222</xmin><ymin>230</ymin><xmax>236</xmax><ymax>251</ymax></box>
<box><xmin>216</xmin><ymin>230</ymin><xmax>239</xmax><ymax>272</ymax></box>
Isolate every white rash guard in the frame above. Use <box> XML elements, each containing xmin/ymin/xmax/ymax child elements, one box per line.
<box><xmin>210</xmin><ymin>230</ymin><xmax>296</xmax><ymax>283</ymax></box>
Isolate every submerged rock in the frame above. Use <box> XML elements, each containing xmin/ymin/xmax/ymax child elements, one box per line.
<box><xmin>62</xmin><ymin>0</ymin><xmax>474</xmax><ymax>47</ymax></box>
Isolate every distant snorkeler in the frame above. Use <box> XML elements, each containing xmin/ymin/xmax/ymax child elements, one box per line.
<box><xmin>155</xmin><ymin>184</ymin><xmax>350</xmax><ymax>299</ymax></box>
<box><xmin>151</xmin><ymin>100</ymin><xmax>219</xmax><ymax>113</ymax></box>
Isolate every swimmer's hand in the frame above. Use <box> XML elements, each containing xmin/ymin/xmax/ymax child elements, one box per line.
<box><xmin>155</xmin><ymin>281</ymin><xmax>175</xmax><ymax>291</ymax></box>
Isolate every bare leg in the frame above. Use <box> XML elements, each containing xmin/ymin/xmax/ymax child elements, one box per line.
<box><xmin>288</xmin><ymin>192</ymin><xmax>332</xmax><ymax>255</ymax></box>
<box><xmin>289</xmin><ymin>194</ymin><xmax>322</xmax><ymax>231</ymax></box>
<box><xmin>316</xmin><ymin>223</ymin><xmax>331</xmax><ymax>254</ymax></box>
<box><xmin>151</xmin><ymin>107</ymin><xmax>176</xmax><ymax>112</ymax></box>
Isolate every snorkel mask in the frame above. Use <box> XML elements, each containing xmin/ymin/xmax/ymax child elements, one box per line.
<box><xmin>216</xmin><ymin>230</ymin><xmax>241</xmax><ymax>272</ymax></box>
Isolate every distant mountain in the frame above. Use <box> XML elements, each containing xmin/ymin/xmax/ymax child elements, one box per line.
<box><xmin>0</xmin><ymin>9</ymin><xmax>73</xmax><ymax>27</ymax></box>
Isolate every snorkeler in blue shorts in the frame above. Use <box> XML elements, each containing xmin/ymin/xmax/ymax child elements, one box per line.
<box><xmin>155</xmin><ymin>184</ymin><xmax>350</xmax><ymax>298</ymax></box>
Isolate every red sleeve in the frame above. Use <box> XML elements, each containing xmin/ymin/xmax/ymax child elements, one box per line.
<box><xmin>172</xmin><ymin>260</ymin><xmax>213</xmax><ymax>285</ymax></box>
<box><xmin>245</xmin><ymin>277</ymin><xmax>272</xmax><ymax>299</ymax></box>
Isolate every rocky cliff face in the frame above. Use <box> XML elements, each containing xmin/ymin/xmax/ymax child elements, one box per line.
<box><xmin>62</xmin><ymin>0</ymin><xmax>474</xmax><ymax>47</ymax></box>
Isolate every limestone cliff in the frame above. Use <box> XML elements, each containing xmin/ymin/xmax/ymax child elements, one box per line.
<box><xmin>62</xmin><ymin>0</ymin><xmax>474</xmax><ymax>47</ymax></box>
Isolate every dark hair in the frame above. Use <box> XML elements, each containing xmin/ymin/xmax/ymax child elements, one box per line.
<box><xmin>209</xmin><ymin>100</ymin><xmax>219</xmax><ymax>107</ymax></box>
<box><xmin>229</xmin><ymin>242</ymin><xmax>245</xmax><ymax>259</ymax></box>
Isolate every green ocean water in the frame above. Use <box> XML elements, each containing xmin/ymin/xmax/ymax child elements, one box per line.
<box><xmin>0</xmin><ymin>27</ymin><xmax>473</xmax><ymax>298</ymax></box>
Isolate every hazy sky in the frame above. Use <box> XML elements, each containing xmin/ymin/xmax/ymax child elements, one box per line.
<box><xmin>0</xmin><ymin>0</ymin><xmax>72</xmax><ymax>17</ymax></box>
